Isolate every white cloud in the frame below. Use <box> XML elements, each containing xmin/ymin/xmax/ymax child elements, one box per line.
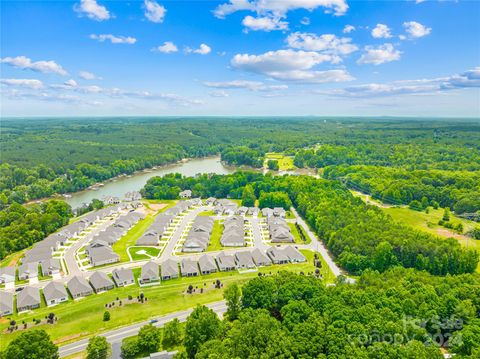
<box><xmin>64</xmin><ymin>79</ymin><xmax>78</xmax><ymax>87</ymax></box>
<box><xmin>185</xmin><ymin>43</ymin><xmax>211</xmax><ymax>55</ymax></box>
<box><xmin>231</xmin><ymin>49</ymin><xmax>353</xmax><ymax>83</ymax></box>
<box><xmin>286</xmin><ymin>32</ymin><xmax>358</xmax><ymax>56</ymax></box>
<box><xmin>357</xmin><ymin>43</ymin><xmax>401</xmax><ymax>65</ymax></box>
<box><xmin>343</xmin><ymin>25</ymin><xmax>355</xmax><ymax>33</ymax></box>
<box><xmin>214</xmin><ymin>0</ymin><xmax>349</xmax><ymax>18</ymax></box>
<box><xmin>371</xmin><ymin>24</ymin><xmax>392</xmax><ymax>38</ymax></box>
<box><xmin>403</xmin><ymin>21</ymin><xmax>431</xmax><ymax>38</ymax></box>
<box><xmin>0</xmin><ymin>78</ymin><xmax>44</xmax><ymax>89</ymax></box>
<box><xmin>90</xmin><ymin>34</ymin><xmax>137</xmax><ymax>44</ymax></box>
<box><xmin>144</xmin><ymin>0</ymin><xmax>166</xmax><ymax>23</ymax></box>
<box><xmin>209</xmin><ymin>90</ymin><xmax>229</xmax><ymax>97</ymax></box>
<box><xmin>74</xmin><ymin>0</ymin><xmax>111</xmax><ymax>21</ymax></box>
<box><xmin>204</xmin><ymin>80</ymin><xmax>288</xmax><ymax>91</ymax></box>
<box><xmin>152</xmin><ymin>41</ymin><xmax>178</xmax><ymax>53</ymax></box>
<box><xmin>1</xmin><ymin>56</ymin><xmax>67</xmax><ymax>75</ymax></box>
<box><xmin>300</xmin><ymin>17</ymin><xmax>310</xmax><ymax>25</ymax></box>
<box><xmin>330</xmin><ymin>68</ymin><xmax>480</xmax><ymax>98</ymax></box>
<box><xmin>79</xmin><ymin>71</ymin><xmax>100</xmax><ymax>80</ymax></box>
<box><xmin>242</xmin><ymin>15</ymin><xmax>288</xmax><ymax>31</ymax></box>
<box><xmin>415</xmin><ymin>0</ymin><xmax>426</xmax><ymax>3</ymax></box>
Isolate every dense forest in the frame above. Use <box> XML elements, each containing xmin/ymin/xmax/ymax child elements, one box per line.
<box><xmin>323</xmin><ymin>166</ymin><xmax>480</xmax><ymax>214</ymax></box>
<box><xmin>142</xmin><ymin>172</ymin><xmax>479</xmax><ymax>276</ymax></box>
<box><xmin>185</xmin><ymin>270</ymin><xmax>480</xmax><ymax>358</ymax></box>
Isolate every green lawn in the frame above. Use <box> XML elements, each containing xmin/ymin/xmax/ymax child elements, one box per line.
<box><xmin>207</xmin><ymin>221</ymin><xmax>223</xmax><ymax>252</ymax></box>
<box><xmin>113</xmin><ymin>201</ymin><xmax>175</xmax><ymax>262</ymax></box>
<box><xmin>129</xmin><ymin>246</ymin><xmax>161</xmax><ymax>261</ymax></box>
<box><xmin>0</xmin><ymin>250</ymin><xmax>325</xmax><ymax>351</ymax></box>
<box><xmin>198</xmin><ymin>210</ymin><xmax>215</xmax><ymax>216</ymax></box>
<box><xmin>264</xmin><ymin>152</ymin><xmax>296</xmax><ymax>171</ymax></box>
<box><xmin>288</xmin><ymin>223</ymin><xmax>311</xmax><ymax>244</ymax></box>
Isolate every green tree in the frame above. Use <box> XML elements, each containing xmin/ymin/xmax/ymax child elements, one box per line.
<box><xmin>162</xmin><ymin>318</ymin><xmax>182</xmax><ymax>348</ymax></box>
<box><xmin>443</xmin><ymin>207</ymin><xmax>451</xmax><ymax>221</ymax></box>
<box><xmin>3</xmin><ymin>329</ymin><xmax>58</xmax><ymax>359</ymax></box>
<box><xmin>120</xmin><ymin>339</ymin><xmax>140</xmax><ymax>359</ymax></box>
<box><xmin>86</xmin><ymin>336</ymin><xmax>110</xmax><ymax>359</ymax></box>
<box><xmin>267</xmin><ymin>160</ymin><xmax>279</xmax><ymax>171</ymax></box>
<box><xmin>137</xmin><ymin>324</ymin><xmax>160</xmax><ymax>353</ymax></box>
<box><xmin>224</xmin><ymin>283</ymin><xmax>242</xmax><ymax>321</ymax></box>
<box><xmin>103</xmin><ymin>311</ymin><xmax>110</xmax><ymax>321</ymax></box>
<box><xmin>241</xmin><ymin>184</ymin><xmax>256</xmax><ymax>207</ymax></box>
<box><xmin>184</xmin><ymin>305</ymin><xmax>222</xmax><ymax>358</ymax></box>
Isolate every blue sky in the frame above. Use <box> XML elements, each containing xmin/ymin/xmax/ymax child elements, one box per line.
<box><xmin>1</xmin><ymin>0</ymin><xmax>479</xmax><ymax>117</ymax></box>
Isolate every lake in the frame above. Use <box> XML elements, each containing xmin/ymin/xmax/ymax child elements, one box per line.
<box><xmin>65</xmin><ymin>157</ymin><xmax>235</xmax><ymax>209</ymax></box>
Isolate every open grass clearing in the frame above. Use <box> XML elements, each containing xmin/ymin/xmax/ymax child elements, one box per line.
<box><xmin>288</xmin><ymin>223</ymin><xmax>310</xmax><ymax>244</ymax></box>
<box><xmin>207</xmin><ymin>220</ymin><xmax>224</xmax><ymax>252</ymax></box>
<box><xmin>264</xmin><ymin>152</ymin><xmax>296</xmax><ymax>171</ymax></box>
<box><xmin>129</xmin><ymin>246</ymin><xmax>162</xmax><ymax>261</ymax></box>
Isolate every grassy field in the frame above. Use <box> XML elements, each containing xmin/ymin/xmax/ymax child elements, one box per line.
<box><xmin>113</xmin><ymin>201</ymin><xmax>175</xmax><ymax>262</ymax></box>
<box><xmin>383</xmin><ymin>206</ymin><xmax>480</xmax><ymax>272</ymax></box>
<box><xmin>128</xmin><ymin>246</ymin><xmax>162</xmax><ymax>261</ymax></box>
<box><xmin>0</xmin><ymin>249</ymin><xmax>326</xmax><ymax>351</ymax></box>
<box><xmin>207</xmin><ymin>221</ymin><xmax>223</xmax><ymax>252</ymax></box>
<box><xmin>198</xmin><ymin>210</ymin><xmax>215</xmax><ymax>216</ymax></box>
<box><xmin>264</xmin><ymin>152</ymin><xmax>296</xmax><ymax>171</ymax></box>
<box><xmin>288</xmin><ymin>223</ymin><xmax>311</xmax><ymax>244</ymax></box>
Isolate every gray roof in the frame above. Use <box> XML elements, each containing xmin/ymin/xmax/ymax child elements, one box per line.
<box><xmin>0</xmin><ymin>291</ymin><xmax>14</xmax><ymax>314</ymax></box>
<box><xmin>270</xmin><ymin>226</ymin><xmax>294</xmax><ymax>243</ymax></box>
<box><xmin>267</xmin><ymin>247</ymin><xmax>290</xmax><ymax>262</ymax></box>
<box><xmin>67</xmin><ymin>276</ymin><xmax>93</xmax><ymax>297</ymax></box>
<box><xmin>180</xmin><ymin>258</ymin><xmax>199</xmax><ymax>276</ymax></box>
<box><xmin>216</xmin><ymin>252</ymin><xmax>236</xmax><ymax>270</ymax></box>
<box><xmin>220</xmin><ymin>229</ymin><xmax>244</xmax><ymax>246</ymax></box>
<box><xmin>283</xmin><ymin>246</ymin><xmax>306</xmax><ymax>262</ymax></box>
<box><xmin>136</xmin><ymin>231</ymin><xmax>159</xmax><ymax>246</ymax></box>
<box><xmin>161</xmin><ymin>259</ymin><xmax>179</xmax><ymax>278</ymax></box>
<box><xmin>0</xmin><ymin>267</ymin><xmax>15</xmax><ymax>278</ymax></box>
<box><xmin>17</xmin><ymin>286</ymin><xmax>40</xmax><ymax>309</ymax></box>
<box><xmin>89</xmin><ymin>246</ymin><xmax>119</xmax><ymax>265</ymax></box>
<box><xmin>43</xmin><ymin>281</ymin><xmax>68</xmax><ymax>302</ymax></box>
<box><xmin>18</xmin><ymin>262</ymin><xmax>38</xmax><ymax>277</ymax></box>
<box><xmin>234</xmin><ymin>251</ymin><xmax>255</xmax><ymax>268</ymax></box>
<box><xmin>89</xmin><ymin>271</ymin><xmax>115</xmax><ymax>290</ymax></box>
<box><xmin>40</xmin><ymin>258</ymin><xmax>61</xmax><ymax>272</ymax></box>
<box><xmin>251</xmin><ymin>249</ymin><xmax>272</xmax><ymax>266</ymax></box>
<box><xmin>141</xmin><ymin>261</ymin><xmax>159</xmax><ymax>280</ymax></box>
<box><xmin>198</xmin><ymin>254</ymin><xmax>217</xmax><ymax>273</ymax></box>
<box><xmin>112</xmin><ymin>268</ymin><xmax>134</xmax><ymax>283</ymax></box>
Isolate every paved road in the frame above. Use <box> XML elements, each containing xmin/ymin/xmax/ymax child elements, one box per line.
<box><xmin>58</xmin><ymin>300</ymin><xmax>227</xmax><ymax>357</ymax></box>
<box><xmin>290</xmin><ymin>207</ymin><xmax>342</xmax><ymax>277</ymax></box>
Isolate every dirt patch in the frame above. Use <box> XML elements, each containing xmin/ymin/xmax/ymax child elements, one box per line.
<box><xmin>436</xmin><ymin>229</ymin><xmax>469</xmax><ymax>240</ymax></box>
<box><xmin>54</xmin><ymin>333</ymin><xmax>86</xmax><ymax>345</ymax></box>
<box><xmin>149</xmin><ymin>203</ymin><xmax>167</xmax><ymax>212</ymax></box>
<box><xmin>3</xmin><ymin>252</ymin><xmax>23</xmax><ymax>267</ymax></box>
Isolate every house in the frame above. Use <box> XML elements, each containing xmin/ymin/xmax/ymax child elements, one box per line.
<box><xmin>261</xmin><ymin>208</ymin><xmax>274</xmax><ymax>217</ymax></box>
<box><xmin>43</xmin><ymin>281</ymin><xmax>68</xmax><ymax>306</ymax></box>
<box><xmin>221</xmin><ymin>216</ymin><xmax>245</xmax><ymax>247</ymax></box>
<box><xmin>216</xmin><ymin>252</ymin><xmax>236</xmax><ymax>272</ymax></box>
<box><xmin>283</xmin><ymin>246</ymin><xmax>306</xmax><ymax>263</ymax></box>
<box><xmin>0</xmin><ymin>267</ymin><xmax>15</xmax><ymax>284</ymax></box>
<box><xmin>251</xmin><ymin>249</ymin><xmax>272</xmax><ymax>267</ymax></box>
<box><xmin>215</xmin><ymin>199</ymin><xmax>238</xmax><ymax>215</ymax></box>
<box><xmin>104</xmin><ymin>196</ymin><xmax>121</xmax><ymax>205</ymax></box>
<box><xmin>112</xmin><ymin>268</ymin><xmax>135</xmax><ymax>287</ymax></box>
<box><xmin>234</xmin><ymin>251</ymin><xmax>256</xmax><ymax>269</ymax></box>
<box><xmin>236</xmin><ymin>206</ymin><xmax>248</xmax><ymax>216</ymax></box>
<box><xmin>18</xmin><ymin>262</ymin><xmax>38</xmax><ymax>281</ymax></box>
<box><xmin>248</xmin><ymin>207</ymin><xmax>259</xmax><ymax>217</ymax></box>
<box><xmin>40</xmin><ymin>259</ymin><xmax>61</xmax><ymax>277</ymax></box>
<box><xmin>205</xmin><ymin>197</ymin><xmax>217</xmax><ymax>205</ymax></box>
<box><xmin>88</xmin><ymin>246</ymin><xmax>120</xmax><ymax>267</ymax></box>
<box><xmin>0</xmin><ymin>291</ymin><xmax>14</xmax><ymax>317</ymax></box>
<box><xmin>198</xmin><ymin>254</ymin><xmax>217</xmax><ymax>275</ymax></box>
<box><xmin>136</xmin><ymin>230</ymin><xmax>160</xmax><ymax>246</ymax></box>
<box><xmin>270</xmin><ymin>226</ymin><xmax>294</xmax><ymax>243</ymax></box>
<box><xmin>183</xmin><ymin>217</ymin><xmax>214</xmax><ymax>252</ymax></box>
<box><xmin>125</xmin><ymin>191</ymin><xmax>142</xmax><ymax>201</ymax></box>
<box><xmin>89</xmin><ymin>271</ymin><xmax>115</xmax><ymax>293</ymax></box>
<box><xmin>22</xmin><ymin>246</ymin><xmax>52</xmax><ymax>265</ymax></box>
<box><xmin>67</xmin><ymin>276</ymin><xmax>94</xmax><ymax>299</ymax></box>
<box><xmin>179</xmin><ymin>190</ymin><xmax>192</xmax><ymax>198</ymax></box>
<box><xmin>267</xmin><ymin>247</ymin><xmax>290</xmax><ymax>264</ymax></box>
<box><xmin>140</xmin><ymin>261</ymin><xmax>160</xmax><ymax>285</ymax></box>
<box><xmin>161</xmin><ymin>259</ymin><xmax>179</xmax><ymax>280</ymax></box>
<box><xmin>273</xmin><ymin>207</ymin><xmax>286</xmax><ymax>218</ymax></box>
<box><xmin>180</xmin><ymin>258</ymin><xmax>199</xmax><ymax>277</ymax></box>
<box><xmin>17</xmin><ymin>286</ymin><xmax>41</xmax><ymax>312</ymax></box>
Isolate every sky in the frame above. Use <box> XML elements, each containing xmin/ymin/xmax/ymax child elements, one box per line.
<box><xmin>1</xmin><ymin>0</ymin><xmax>479</xmax><ymax>117</ymax></box>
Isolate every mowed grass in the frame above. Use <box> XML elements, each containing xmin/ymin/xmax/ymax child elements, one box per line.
<box><xmin>383</xmin><ymin>206</ymin><xmax>480</xmax><ymax>272</ymax></box>
<box><xmin>0</xmin><ymin>250</ymin><xmax>325</xmax><ymax>350</ymax></box>
<box><xmin>288</xmin><ymin>223</ymin><xmax>311</xmax><ymax>244</ymax></box>
<box><xmin>129</xmin><ymin>246</ymin><xmax>162</xmax><ymax>261</ymax></box>
<box><xmin>207</xmin><ymin>220</ymin><xmax>224</xmax><ymax>252</ymax></box>
<box><xmin>113</xmin><ymin>201</ymin><xmax>176</xmax><ymax>262</ymax></box>
<box><xmin>264</xmin><ymin>152</ymin><xmax>296</xmax><ymax>171</ymax></box>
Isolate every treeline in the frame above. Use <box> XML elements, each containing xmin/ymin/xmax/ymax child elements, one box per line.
<box><xmin>323</xmin><ymin>165</ymin><xmax>480</xmax><ymax>214</ymax></box>
<box><xmin>183</xmin><ymin>270</ymin><xmax>480</xmax><ymax>358</ymax></box>
<box><xmin>142</xmin><ymin>172</ymin><xmax>479</xmax><ymax>275</ymax></box>
<box><xmin>0</xmin><ymin>200</ymin><xmax>73</xmax><ymax>259</ymax></box>
<box><xmin>294</xmin><ymin>143</ymin><xmax>480</xmax><ymax>171</ymax></box>
<box><xmin>220</xmin><ymin>146</ymin><xmax>264</xmax><ymax>167</ymax></box>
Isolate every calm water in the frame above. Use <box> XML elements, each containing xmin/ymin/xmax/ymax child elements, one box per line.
<box><xmin>65</xmin><ymin>157</ymin><xmax>235</xmax><ymax>209</ymax></box>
